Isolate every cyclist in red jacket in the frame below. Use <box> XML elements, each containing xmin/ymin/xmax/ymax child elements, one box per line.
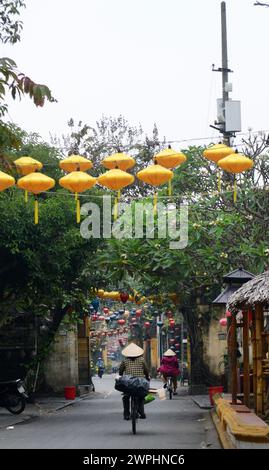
<box><xmin>158</xmin><ymin>348</ymin><xmax>180</xmax><ymax>395</ymax></box>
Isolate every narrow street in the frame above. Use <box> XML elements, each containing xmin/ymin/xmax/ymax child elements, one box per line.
<box><xmin>0</xmin><ymin>376</ymin><xmax>220</xmax><ymax>449</ymax></box>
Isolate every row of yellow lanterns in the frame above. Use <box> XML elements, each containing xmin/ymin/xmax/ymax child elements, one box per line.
<box><xmin>0</xmin><ymin>144</ymin><xmax>254</xmax><ymax>223</ymax></box>
<box><xmin>96</xmin><ymin>289</ymin><xmax>180</xmax><ymax>305</ymax></box>
<box><xmin>202</xmin><ymin>143</ymin><xmax>253</xmax><ymax>202</ymax></box>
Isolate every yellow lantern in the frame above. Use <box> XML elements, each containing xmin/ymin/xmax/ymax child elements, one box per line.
<box><xmin>202</xmin><ymin>143</ymin><xmax>234</xmax><ymax>192</ymax></box>
<box><xmin>217</xmin><ymin>152</ymin><xmax>254</xmax><ymax>202</ymax></box>
<box><xmin>59</xmin><ymin>155</ymin><xmax>93</xmax><ymax>173</ymax></box>
<box><xmin>17</xmin><ymin>173</ymin><xmax>55</xmax><ymax>224</ymax></box>
<box><xmin>14</xmin><ymin>157</ymin><xmax>43</xmax><ymax>202</ymax></box>
<box><xmin>97</xmin><ymin>289</ymin><xmax>105</xmax><ymax>298</ymax></box>
<box><xmin>101</xmin><ymin>152</ymin><xmax>135</xmax><ymax>171</ymax></box>
<box><xmin>154</xmin><ymin>145</ymin><xmax>186</xmax><ymax>196</ymax></box>
<box><xmin>97</xmin><ymin>169</ymin><xmax>134</xmax><ymax>220</ymax></box>
<box><xmin>59</xmin><ymin>171</ymin><xmax>96</xmax><ymax>223</ymax></box>
<box><xmin>136</xmin><ymin>164</ymin><xmax>173</xmax><ymax>213</ymax></box>
<box><xmin>0</xmin><ymin>171</ymin><xmax>15</xmax><ymax>191</ymax></box>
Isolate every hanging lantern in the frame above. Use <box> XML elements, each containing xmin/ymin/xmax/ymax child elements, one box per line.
<box><xmin>98</xmin><ymin>315</ymin><xmax>105</xmax><ymax>321</ymax></box>
<box><xmin>14</xmin><ymin>156</ymin><xmax>43</xmax><ymax>175</ymax></box>
<box><xmin>166</xmin><ymin>310</ymin><xmax>173</xmax><ymax>318</ymax></box>
<box><xmin>14</xmin><ymin>157</ymin><xmax>43</xmax><ymax>203</ymax></box>
<box><xmin>17</xmin><ymin>173</ymin><xmax>55</xmax><ymax>224</ymax></box>
<box><xmin>225</xmin><ymin>310</ymin><xmax>232</xmax><ymax>318</ymax></box>
<box><xmin>154</xmin><ymin>145</ymin><xmax>187</xmax><ymax>195</ymax></box>
<box><xmin>135</xmin><ymin>309</ymin><xmax>142</xmax><ymax>318</ymax></box>
<box><xmin>144</xmin><ymin>321</ymin><xmax>150</xmax><ymax>328</ymax></box>
<box><xmin>136</xmin><ymin>164</ymin><xmax>173</xmax><ymax>214</ymax></box>
<box><xmin>219</xmin><ymin>317</ymin><xmax>227</xmax><ymax>327</ymax></box>
<box><xmin>118</xmin><ymin>319</ymin><xmax>125</xmax><ymax>325</ymax></box>
<box><xmin>59</xmin><ymin>171</ymin><xmax>96</xmax><ymax>223</ymax></box>
<box><xmin>157</xmin><ymin>320</ymin><xmax>163</xmax><ymax>328</ymax></box>
<box><xmin>175</xmin><ymin>343</ymin><xmax>180</xmax><ymax>349</ymax></box>
<box><xmin>91</xmin><ymin>314</ymin><xmax>98</xmax><ymax>321</ymax></box>
<box><xmin>169</xmin><ymin>338</ymin><xmax>175</xmax><ymax>344</ymax></box>
<box><xmin>123</xmin><ymin>310</ymin><xmax>130</xmax><ymax>319</ymax></box>
<box><xmin>97</xmin><ymin>169</ymin><xmax>134</xmax><ymax>220</ymax></box>
<box><xmin>120</xmin><ymin>292</ymin><xmax>129</xmax><ymax>303</ymax></box>
<box><xmin>0</xmin><ymin>171</ymin><xmax>15</xmax><ymax>191</ymax></box>
<box><xmin>103</xmin><ymin>307</ymin><xmax>109</xmax><ymax>314</ymax></box>
<box><xmin>98</xmin><ymin>289</ymin><xmax>105</xmax><ymax>298</ymax></box>
<box><xmin>101</xmin><ymin>152</ymin><xmax>135</xmax><ymax>171</ymax></box>
<box><xmin>169</xmin><ymin>319</ymin><xmax>175</xmax><ymax>327</ymax></box>
<box><xmin>59</xmin><ymin>155</ymin><xmax>93</xmax><ymax>172</ymax></box>
<box><xmin>217</xmin><ymin>152</ymin><xmax>253</xmax><ymax>202</ymax></box>
<box><xmin>203</xmin><ymin>143</ymin><xmax>234</xmax><ymax>192</ymax></box>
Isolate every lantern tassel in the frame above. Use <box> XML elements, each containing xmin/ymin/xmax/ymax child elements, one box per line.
<box><xmin>25</xmin><ymin>190</ymin><xmax>28</xmax><ymax>203</ymax></box>
<box><xmin>114</xmin><ymin>195</ymin><xmax>118</xmax><ymax>221</ymax></box>
<box><xmin>234</xmin><ymin>177</ymin><xmax>237</xmax><ymax>203</ymax></box>
<box><xmin>76</xmin><ymin>197</ymin><xmax>80</xmax><ymax>223</ymax></box>
<box><xmin>34</xmin><ymin>198</ymin><xmax>38</xmax><ymax>225</ymax></box>
<box><xmin>153</xmin><ymin>192</ymin><xmax>157</xmax><ymax>215</ymax></box>
<box><xmin>218</xmin><ymin>170</ymin><xmax>221</xmax><ymax>193</ymax></box>
<box><xmin>168</xmin><ymin>179</ymin><xmax>172</xmax><ymax>196</ymax></box>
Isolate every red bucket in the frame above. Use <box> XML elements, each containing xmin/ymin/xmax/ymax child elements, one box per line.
<box><xmin>208</xmin><ymin>386</ymin><xmax>223</xmax><ymax>405</ymax></box>
<box><xmin>64</xmin><ymin>386</ymin><xmax>76</xmax><ymax>400</ymax></box>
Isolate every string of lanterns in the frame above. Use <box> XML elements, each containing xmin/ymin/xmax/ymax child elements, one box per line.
<box><xmin>0</xmin><ymin>143</ymin><xmax>255</xmax><ymax>223</ymax></box>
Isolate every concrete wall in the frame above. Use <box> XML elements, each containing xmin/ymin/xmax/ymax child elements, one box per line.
<box><xmin>44</xmin><ymin>325</ymin><xmax>78</xmax><ymax>392</ymax></box>
<box><xmin>203</xmin><ymin>308</ymin><xmax>227</xmax><ymax>376</ymax></box>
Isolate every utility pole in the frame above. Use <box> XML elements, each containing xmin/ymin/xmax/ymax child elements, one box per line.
<box><xmin>211</xmin><ymin>2</ymin><xmax>241</xmax><ymax>145</ymax></box>
<box><xmin>221</xmin><ymin>1</ymin><xmax>230</xmax><ymax>145</ymax></box>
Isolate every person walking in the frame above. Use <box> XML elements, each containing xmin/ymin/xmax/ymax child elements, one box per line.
<box><xmin>158</xmin><ymin>348</ymin><xmax>180</xmax><ymax>395</ymax></box>
<box><xmin>118</xmin><ymin>343</ymin><xmax>150</xmax><ymax>420</ymax></box>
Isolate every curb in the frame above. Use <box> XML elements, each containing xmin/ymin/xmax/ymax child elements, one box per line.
<box><xmin>210</xmin><ymin>409</ymin><xmax>236</xmax><ymax>449</ymax></box>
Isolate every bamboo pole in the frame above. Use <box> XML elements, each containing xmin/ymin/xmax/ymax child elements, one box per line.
<box><xmin>255</xmin><ymin>304</ymin><xmax>263</xmax><ymax>415</ymax></box>
<box><xmin>252</xmin><ymin>311</ymin><xmax>257</xmax><ymax>412</ymax></box>
<box><xmin>231</xmin><ymin>314</ymin><xmax>237</xmax><ymax>404</ymax></box>
<box><xmin>243</xmin><ymin>311</ymin><xmax>250</xmax><ymax>407</ymax></box>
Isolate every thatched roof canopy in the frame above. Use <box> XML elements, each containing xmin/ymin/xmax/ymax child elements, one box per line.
<box><xmin>228</xmin><ymin>271</ymin><xmax>269</xmax><ymax>313</ymax></box>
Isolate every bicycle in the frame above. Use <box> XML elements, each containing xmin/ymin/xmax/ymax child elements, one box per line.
<box><xmin>130</xmin><ymin>394</ymin><xmax>139</xmax><ymax>435</ymax></box>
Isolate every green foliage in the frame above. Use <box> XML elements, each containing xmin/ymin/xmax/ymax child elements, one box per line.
<box><xmin>0</xmin><ymin>1</ymin><xmax>25</xmax><ymax>44</ymax></box>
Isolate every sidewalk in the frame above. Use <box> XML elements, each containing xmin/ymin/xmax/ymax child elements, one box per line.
<box><xmin>0</xmin><ymin>393</ymin><xmax>89</xmax><ymax>430</ymax></box>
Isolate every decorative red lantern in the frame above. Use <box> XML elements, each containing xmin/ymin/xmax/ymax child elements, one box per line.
<box><xmin>98</xmin><ymin>316</ymin><xmax>105</xmax><ymax>321</ymax></box>
<box><xmin>118</xmin><ymin>319</ymin><xmax>125</xmax><ymax>325</ymax></box>
<box><xmin>131</xmin><ymin>317</ymin><xmax>137</xmax><ymax>322</ymax></box>
<box><xmin>120</xmin><ymin>292</ymin><xmax>129</xmax><ymax>303</ymax></box>
<box><xmin>91</xmin><ymin>314</ymin><xmax>98</xmax><ymax>321</ymax></box>
<box><xmin>136</xmin><ymin>309</ymin><xmax>142</xmax><ymax>318</ymax></box>
<box><xmin>144</xmin><ymin>321</ymin><xmax>150</xmax><ymax>328</ymax></box>
<box><xmin>219</xmin><ymin>317</ymin><xmax>227</xmax><ymax>327</ymax></box>
<box><xmin>169</xmin><ymin>319</ymin><xmax>175</xmax><ymax>327</ymax></box>
<box><xmin>169</xmin><ymin>338</ymin><xmax>175</xmax><ymax>343</ymax></box>
<box><xmin>103</xmin><ymin>307</ymin><xmax>109</xmax><ymax>314</ymax></box>
<box><xmin>225</xmin><ymin>310</ymin><xmax>232</xmax><ymax>318</ymax></box>
<box><xmin>175</xmin><ymin>343</ymin><xmax>180</xmax><ymax>348</ymax></box>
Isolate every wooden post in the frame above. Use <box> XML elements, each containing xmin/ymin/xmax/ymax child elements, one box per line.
<box><xmin>243</xmin><ymin>311</ymin><xmax>250</xmax><ymax>407</ymax></box>
<box><xmin>256</xmin><ymin>304</ymin><xmax>264</xmax><ymax>415</ymax></box>
<box><xmin>230</xmin><ymin>314</ymin><xmax>237</xmax><ymax>404</ymax></box>
<box><xmin>227</xmin><ymin>316</ymin><xmax>232</xmax><ymax>393</ymax></box>
<box><xmin>252</xmin><ymin>310</ymin><xmax>257</xmax><ymax>412</ymax></box>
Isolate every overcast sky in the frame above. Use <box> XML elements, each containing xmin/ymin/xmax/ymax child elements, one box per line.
<box><xmin>2</xmin><ymin>0</ymin><xmax>269</xmax><ymax>149</ymax></box>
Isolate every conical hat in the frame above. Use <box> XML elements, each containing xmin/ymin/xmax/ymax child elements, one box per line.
<box><xmin>122</xmin><ymin>343</ymin><xmax>144</xmax><ymax>357</ymax></box>
<box><xmin>163</xmin><ymin>348</ymin><xmax>176</xmax><ymax>357</ymax></box>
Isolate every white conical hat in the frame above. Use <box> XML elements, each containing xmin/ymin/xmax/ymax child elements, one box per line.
<box><xmin>122</xmin><ymin>343</ymin><xmax>144</xmax><ymax>357</ymax></box>
<box><xmin>163</xmin><ymin>348</ymin><xmax>176</xmax><ymax>357</ymax></box>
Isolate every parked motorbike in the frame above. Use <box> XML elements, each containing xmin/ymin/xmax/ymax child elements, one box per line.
<box><xmin>0</xmin><ymin>379</ymin><xmax>28</xmax><ymax>414</ymax></box>
<box><xmin>98</xmin><ymin>367</ymin><xmax>104</xmax><ymax>378</ymax></box>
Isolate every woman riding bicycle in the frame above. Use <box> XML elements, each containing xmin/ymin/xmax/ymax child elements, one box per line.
<box><xmin>118</xmin><ymin>343</ymin><xmax>150</xmax><ymax>420</ymax></box>
<box><xmin>158</xmin><ymin>348</ymin><xmax>180</xmax><ymax>395</ymax></box>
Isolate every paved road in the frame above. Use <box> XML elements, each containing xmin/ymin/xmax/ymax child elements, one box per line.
<box><xmin>0</xmin><ymin>375</ymin><xmax>221</xmax><ymax>449</ymax></box>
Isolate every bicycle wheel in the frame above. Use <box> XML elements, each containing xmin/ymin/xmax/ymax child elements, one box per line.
<box><xmin>168</xmin><ymin>379</ymin><xmax>173</xmax><ymax>400</ymax></box>
<box><xmin>131</xmin><ymin>396</ymin><xmax>137</xmax><ymax>435</ymax></box>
